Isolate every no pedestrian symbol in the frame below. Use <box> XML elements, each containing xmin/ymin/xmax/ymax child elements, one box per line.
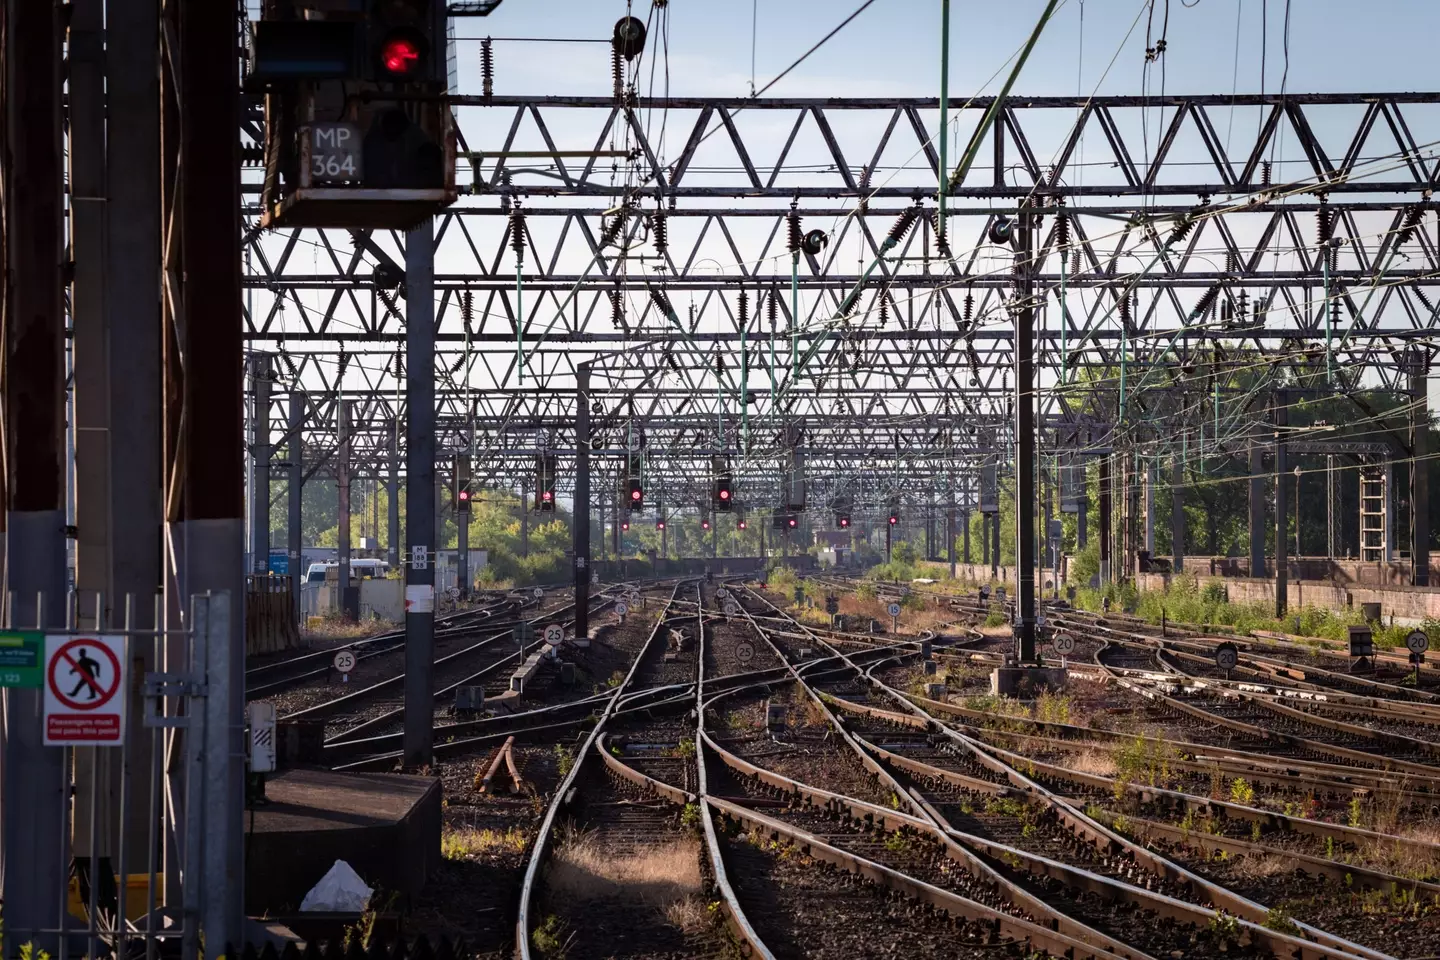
<box><xmin>43</xmin><ymin>635</ymin><xmax>126</xmax><ymax>746</ymax></box>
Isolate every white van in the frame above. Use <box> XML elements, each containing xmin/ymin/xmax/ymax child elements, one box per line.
<box><xmin>304</xmin><ymin>559</ymin><xmax>390</xmax><ymax>584</ymax></box>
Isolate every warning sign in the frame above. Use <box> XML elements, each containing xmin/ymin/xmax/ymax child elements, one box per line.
<box><xmin>43</xmin><ymin>635</ymin><xmax>126</xmax><ymax>746</ymax></box>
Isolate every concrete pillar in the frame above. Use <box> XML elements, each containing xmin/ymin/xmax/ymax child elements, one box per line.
<box><xmin>2</xmin><ymin>0</ymin><xmax>70</xmax><ymax>938</ymax></box>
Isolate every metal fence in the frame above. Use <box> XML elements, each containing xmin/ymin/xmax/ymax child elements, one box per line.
<box><xmin>0</xmin><ymin>590</ymin><xmax>237</xmax><ymax>960</ymax></box>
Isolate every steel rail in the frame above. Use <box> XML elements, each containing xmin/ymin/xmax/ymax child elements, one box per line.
<box><xmin>740</xmin><ymin>585</ymin><xmax>1394</xmax><ymax>960</ymax></box>
<box><xmin>513</xmin><ymin>580</ymin><xmax>689</xmax><ymax>960</ymax></box>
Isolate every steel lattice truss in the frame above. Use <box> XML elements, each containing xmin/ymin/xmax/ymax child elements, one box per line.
<box><xmin>243</xmin><ymin>92</ymin><xmax>1440</xmax><ymax>509</ymax></box>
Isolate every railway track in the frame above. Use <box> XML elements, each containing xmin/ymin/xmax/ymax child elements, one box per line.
<box><xmin>408</xmin><ymin>573</ymin><xmax>1440</xmax><ymax>958</ymax></box>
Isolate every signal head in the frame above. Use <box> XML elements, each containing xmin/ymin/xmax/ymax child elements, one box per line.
<box><xmin>378</xmin><ymin>31</ymin><xmax>426</xmax><ymax>78</ymax></box>
<box><xmin>738</xmin><ymin>519</ymin><xmax>747</xmax><ymax>530</ymax></box>
<box><xmin>656</xmin><ymin>520</ymin><xmax>666</xmax><ymax>530</ymax></box>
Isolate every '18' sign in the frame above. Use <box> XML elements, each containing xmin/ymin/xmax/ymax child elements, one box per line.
<box><xmin>311</xmin><ymin>122</ymin><xmax>363</xmax><ymax>183</ymax></box>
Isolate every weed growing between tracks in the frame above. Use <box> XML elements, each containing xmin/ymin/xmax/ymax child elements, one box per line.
<box><xmin>548</xmin><ymin>829</ymin><xmax>705</xmax><ymax>920</ymax></box>
<box><xmin>441</xmin><ymin>825</ymin><xmax>528</xmax><ymax>860</ymax></box>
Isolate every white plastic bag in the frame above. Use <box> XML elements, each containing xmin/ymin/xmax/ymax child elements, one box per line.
<box><xmin>299</xmin><ymin>860</ymin><xmax>374</xmax><ymax>912</ymax></box>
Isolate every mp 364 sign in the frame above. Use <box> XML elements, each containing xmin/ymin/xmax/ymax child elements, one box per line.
<box><xmin>43</xmin><ymin>635</ymin><xmax>126</xmax><ymax>746</ymax></box>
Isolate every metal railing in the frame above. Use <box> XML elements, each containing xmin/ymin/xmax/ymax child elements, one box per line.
<box><xmin>0</xmin><ymin>590</ymin><xmax>234</xmax><ymax>960</ymax></box>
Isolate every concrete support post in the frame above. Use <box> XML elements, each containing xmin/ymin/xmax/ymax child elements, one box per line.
<box><xmin>1077</xmin><ymin>498</ymin><xmax>1087</xmax><ymax>551</ymax></box>
<box><xmin>250</xmin><ymin>355</ymin><xmax>272</xmax><ymax>574</ymax></box>
<box><xmin>1249</xmin><ymin>441</ymin><xmax>1265</xmax><ymax>577</ymax></box>
<box><xmin>1274</xmin><ymin>392</ymin><xmax>1289</xmax><ymax>616</ymax></box>
<box><xmin>1</xmin><ymin>0</ymin><xmax>68</xmax><ymax>937</ymax></box>
<box><xmin>1410</xmin><ymin>351</ymin><xmax>1430</xmax><ymax>585</ymax></box>
<box><xmin>337</xmin><ymin>399</ymin><xmax>352</xmax><ymax>615</ymax></box>
<box><xmin>289</xmin><ymin>394</ymin><xmax>305</xmax><ymax>620</ymax></box>
<box><xmin>402</xmin><ymin>219</ymin><xmax>436</xmax><ymax>768</ymax></box>
<box><xmin>1098</xmin><ymin>456</ymin><xmax>1112</xmax><ymax>584</ymax></box>
<box><xmin>1171</xmin><ymin>458</ymin><xmax>1184</xmax><ymax>574</ymax></box>
<box><xmin>963</xmin><ymin>510</ymin><xmax>971</xmax><ymax>565</ymax></box>
<box><xmin>574</xmin><ymin>364</ymin><xmax>592</xmax><ymax>640</ymax></box>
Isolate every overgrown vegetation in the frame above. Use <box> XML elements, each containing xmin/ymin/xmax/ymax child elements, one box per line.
<box><xmin>1072</xmin><ymin>574</ymin><xmax>1440</xmax><ymax>650</ymax></box>
<box><xmin>441</xmin><ymin>825</ymin><xmax>528</xmax><ymax>860</ymax></box>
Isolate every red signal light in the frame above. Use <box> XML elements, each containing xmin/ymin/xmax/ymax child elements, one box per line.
<box><xmin>621</xmin><ymin>522</ymin><xmax>629</xmax><ymax>531</ymax></box>
<box><xmin>458</xmin><ymin>490</ymin><xmax>470</xmax><ymax>502</ymax></box>
<box><xmin>738</xmin><ymin>520</ymin><xmax>747</xmax><ymax>530</ymax></box>
<box><xmin>631</xmin><ymin>489</ymin><xmax>642</xmax><ymax>501</ymax></box>
<box><xmin>719</xmin><ymin>489</ymin><xmax>730</xmax><ymax>500</ymax></box>
<box><xmin>541</xmin><ymin>491</ymin><xmax>553</xmax><ymax>503</ymax></box>
<box><xmin>656</xmin><ymin>520</ymin><xmax>666</xmax><ymax>530</ymax></box>
<box><xmin>888</xmin><ymin>515</ymin><xmax>898</xmax><ymax>525</ymax></box>
<box><xmin>839</xmin><ymin>517</ymin><xmax>849</xmax><ymax>528</ymax></box>
<box><xmin>702</xmin><ymin>520</ymin><xmax>711</xmax><ymax>530</ymax></box>
<box><xmin>787</xmin><ymin>518</ymin><xmax>798</xmax><ymax>528</ymax></box>
<box><xmin>380</xmin><ymin>34</ymin><xmax>423</xmax><ymax>77</ymax></box>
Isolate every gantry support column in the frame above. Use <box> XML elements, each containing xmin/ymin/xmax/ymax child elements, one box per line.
<box><xmin>1171</xmin><ymin>458</ymin><xmax>1185</xmax><ymax>574</ymax></box>
<box><xmin>1</xmin><ymin>0</ymin><xmax>68</xmax><ymax>940</ymax></box>
<box><xmin>574</xmin><ymin>364</ymin><xmax>592</xmax><ymax>640</ymax></box>
<box><xmin>337</xmin><ymin>399</ymin><xmax>352</xmax><ymax>615</ymax></box>
<box><xmin>250</xmin><ymin>354</ymin><xmax>273</xmax><ymax>574</ymax></box>
<box><xmin>1274</xmin><ymin>392</ymin><xmax>1289</xmax><ymax>616</ymax></box>
<box><xmin>170</xmin><ymin>0</ymin><xmax>248</xmax><ymax>943</ymax></box>
<box><xmin>1098</xmin><ymin>456</ymin><xmax>1112</xmax><ymax>584</ymax></box>
<box><xmin>289</xmin><ymin>394</ymin><xmax>305</xmax><ymax>620</ymax></box>
<box><xmin>387</xmin><ymin>417</ymin><xmax>400</xmax><ymax>569</ymax></box>
<box><xmin>402</xmin><ymin>219</ymin><xmax>437</xmax><ymax>768</ymax></box>
<box><xmin>1409</xmin><ymin>350</ymin><xmax>1430</xmax><ymax>585</ymax></box>
<box><xmin>1012</xmin><ymin>203</ymin><xmax>1037</xmax><ymax>661</ymax></box>
<box><xmin>963</xmin><ymin>510</ymin><xmax>971</xmax><ymax>564</ymax></box>
<box><xmin>1249</xmin><ymin>440</ymin><xmax>1265</xmax><ymax>577</ymax></box>
<box><xmin>1143</xmin><ymin>463</ymin><xmax>1155</xmax><ymax>557</ymax></box>
<box><xmin>108</xmin><ymin>0</ymin><xmax>163</xmax><ymax>876</ymax></box>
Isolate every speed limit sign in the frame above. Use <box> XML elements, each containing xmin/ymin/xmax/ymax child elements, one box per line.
<box><xmin>1051</xmin><ymin>634</ymin><xmax>1076</xmax><ymax>655</ymax></box>
<box><xmin>1406</xmin><ymin>630</ymin><xmax>1430</xmax><ymax>654</ymax></box>
<box><xmin>333</xmin><ymin>649</ymin><xmax>357</xmax><ymax>682</ymax></box>
<box><xmin>717</xmin><ymin>588</ymin><xmax>730</xmax><ymax>600</ymax></box>
<box><xmin>533</xmin><ymin>587</ymin><xmax>544</xmax><ymax>599</ymax></box>
<box><xmin>724</xmin><ymin>601</ymin><xmax>740</xmax><ymax>617</ymax></box>
<box><xmin>544</xmin><ymin>624</ymin><xmax>565</xmax><ymax>646</ymax></box>
<box><xmin>616</xmin><ymin>602</ymin><xmax>629</xmax><ymax>617</ymax></box>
